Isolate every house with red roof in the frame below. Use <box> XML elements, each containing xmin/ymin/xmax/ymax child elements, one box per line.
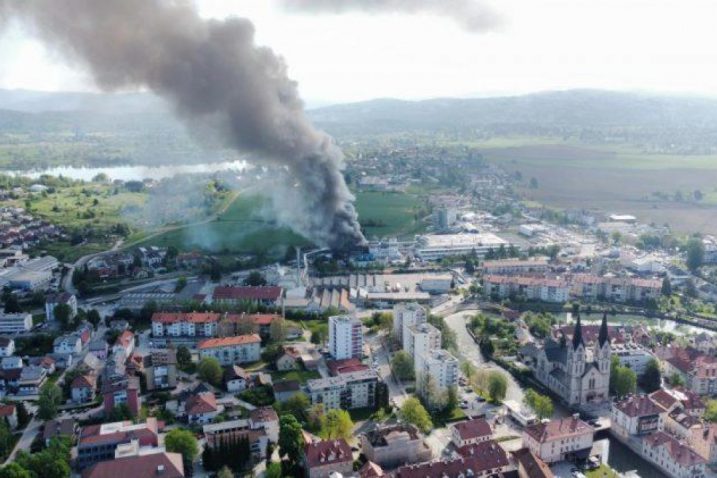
<box><xmin>71</xmin><ymin>373</ymin><xmax>98</xmax><ymax>404</ymax></box>
<box><xmin>451</xmin><ymin>417</ymin><xmax>493</xmax><ymax>448</ymax></box>
<box><xmin>641</xmin><ymin>430</ymin><xmax>706</xmax><ymax>478</ymax></box>
<box><xmin>184</xmin><ymin>392</ymin><xmax>221</xmax><ymax>424</ymax></box>
<box><xmin>394</xmin><ymin>440</ymin><xmax>510</xmax><ymax>478</ymax></box>
<box><xmin>102</xmin><ymin>375</ymin><xmax>141</xmax><ymax>417</ymax></box>
<box><xmin>82</xmin><ymin>451</ymin><xmax>184</xmax><ymax>478</ymax></box>
<box><xmin>611</xmin><ymin>394</ymin><xmax>667</xmax><ymax>438</ymax></box>
<box><xmin>198</xmin><ymin>334</ymin><xmax>261</xmax><ymax>366</ymax></box>
<box><xmin>113</xmin><ymin>330</ymin><xmax>135</xmax><ymax>358</ymax></box>
<box><xmin>303</xmin><ymin>439</ymin><xmax>353</xmax><ymax>478</ymax></box>
<box><xmin>522</xmin><ymin>415</ymin><xmax>594</xmax><ymax>463</ymax></box>
<box><xmin>77</xmin><ymin>418</ymin><xmax>161</xmax><ymax>469</ymax></box>
<box><xmin>0</xmin><ymin>403</ymin><xmax>17</xmax><ymax>429</ymax></box>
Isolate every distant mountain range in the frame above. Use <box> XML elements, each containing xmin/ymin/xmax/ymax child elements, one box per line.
<box><xmin>2</xmin><ymin>88</ymin><xmax>717</xmax><ymax>144</ymax></box>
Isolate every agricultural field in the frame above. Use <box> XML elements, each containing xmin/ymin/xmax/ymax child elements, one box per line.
<box><xmin>477</xmin><ymin>141</ymin><xmax>717</xmax><ymax>235</ymax></box>
<box><xmin>355</xmin><ymin>191</ymin><xmax>428</xmax><ymax>240</ymax></box>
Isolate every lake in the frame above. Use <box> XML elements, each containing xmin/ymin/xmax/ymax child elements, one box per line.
<box><xmin>5</xmin><ymin>160</ymin><xmax>250</xmax><ymax>182</ymax></box>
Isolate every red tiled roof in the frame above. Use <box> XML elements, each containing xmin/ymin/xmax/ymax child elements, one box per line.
<box><xmin>303</xmin><ymin>439</ymin><xmax>352</xmax><ymax>469</ymax></box>
<box><xmin>453</xmin><ymin>417</ymin><xmax>492</xmax><ymax>441</ymax></box>
<box><xmin>327</xmin><ymin>358</ymin><xmax>368</xmax><ymax>376</ymax></box>
<box><xmin>250</xmin><ymin>407</ymin><xmax>278</xmax><ymax>424</ymax></box>
<box><xmin>649</xmin><ymin>389</ymin><xmax>679</xmax><ymax>411</ymax></box>
<box><xmin>359</xmin><ymin>461</ymin><xmax>384</xmax><ymax>478</ymax></box>
<box><xmin>197</xmin><ymin>334</ymin><xmax>261</xmax><ymax>349</ymax></box>
<box><xmin>614</xmin><ymin>395</ymin><xmax>666</xmax><ymax>418</ymax></box>
<box><xmin>72</xmin><ymin>374</ymin><xmax>97</xmax><ymax>390</ymax></box>
<box><xmin>251</xmin><ymin>314</ymin><xmax>278</xmax><ymax>325</ymax></box>
<box><xmin>644</xmin><ymin>431</ymin><xmax>705</xmax><ymax>467</ymax></box>
<box><xmin>0</xmin><ymin>404</ymin><xmax>15</xmax><ymax>417</ymax></box>
<box><xmin>213</xmin><ymin>286</ymin><xmax>282</xmax><ymax>301</ymax></box>
<box><xmin>151</xmin><ymin>312</ymin><xmax>220</xmax><ymax>324</ymax></box>
<box><xmin>524</xmin><ymin>417</ymin><xmax>592</xmax><ymax>443</ymax></box>
<box><xmin>186</xmin><ymin>392</ymin><xmax>217</xmax><ymax>416</ymax></box>
<box><xmin>512</xmin><ymin>448</ymin><xmax>554</xmax><ymax>478</ymax></box>
<box><xmin>396</xmin><ymin>442</ymin><xmax>508</xmax><ymax>478</ymax></box>
<box><xmin>82</xmin><ymin>452</ymin><xmax>184</xmax><ymax>478</ymax></box>
<box><xmin>115</xmin><ymin>330</ymin><xmax>134</xmax><ymax>348</ymax></box>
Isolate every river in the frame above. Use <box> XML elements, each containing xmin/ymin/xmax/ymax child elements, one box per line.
<box><xmin>598</xmin><ymin>432</ymin><xmax>669</xmax><ymax>478</ymax></box>
<box><xmin>6</xmin><ymin>160</ymin><xmax>250</xmax><ymax>182</ymax></box>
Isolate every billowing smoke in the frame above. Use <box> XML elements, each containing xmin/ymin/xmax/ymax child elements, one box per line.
<box><xmin>280</xmin><ymin>0</ymin><xmax>501</xmax><ymax>33</ymax></box>
<box><xmin>0</xmin><ymin>0</ymin><xmax>365</xmax><ymax>250</ymax></box>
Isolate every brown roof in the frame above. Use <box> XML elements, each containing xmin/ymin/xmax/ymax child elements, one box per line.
<box><xmin>43</xmin><ymin>418</ymin><xmax>75</xmax><ymax>441</ymax></box>
<box><xmin>327</xmin><ymin>358</ymin><xmax>369</xmax><ymax>376</ymax></box>
<box><xmin>115</xmin><ymin>330</ymin><xmax>134</xmax><ymax>348</ymax></box>
<box><xmin>395</xmin><ymin>442</ymin><xmax>508</xmax><ymax>478</ymax></box>
<box><xmin>453</xmin><ymin>417</ymin><xmax>492</xmax><ymax>441</ymax></box>
<box><xmin>72</xmin><ymin>374</ymin><xmax>97</xmax><ymax>390</ymax></box>
<box><xmin>359</xmin><ymin>461</ymin><xmax>384</xmax><ymax>478</ymax></box>
<box><xmin>303</xmin><ymin>439</ymin><xmax>352</xmax><ymax>469</ymax></box>
<box><xmin>82</xmin><ymin>452</ymin><xmax>184</xmax><ymax>478</ymax></box>
<box><xmin>213</xmin><ymin>286</ymin><xmax>282</xmax><ymax>301</ymax></box>
<box><xmin>197</xmin><ymin>334</ymin><xmax>261</xmax><ymax>349</ymax></box>
<box><xmin>250</xmin><ymin>406</ymin><xmax>278</xmax><ymax>424</ymax></box>
<box><xmin>614</xmin><ymin>395</ymin><xmax>665</xmax><ymax>418</ymax></box>
<box><xmin>512</xmin><ymin>448</ymin><xmax>554</xmax><ymax>478</ymax></box>
<box><xmin>186</xmin><ymin>392</ymin><xmax>217</xmax><ymax>416</ymax></box>
<box><xmin>649</xmin><ymin>389</ymin><xmax>679</xmax><ymax>411</ymax></box>
<box><xmin>644</xmin><ymin>431</ymin><xmax>705</xmax><ymax>467</ymax></box>
<box><xmin>524</xmin><ymin>417</ymin><xmax>592</xmax><ymax>443</ymax></box>
<box><xmin>0</xmin><ymin>404</ymin><xmax>15</xmax><ymax>417</ymax></box>
<box><xmin>151</xmin><ymin>312</ymin><xmax>220</xmax><ymax>324</ymax></box>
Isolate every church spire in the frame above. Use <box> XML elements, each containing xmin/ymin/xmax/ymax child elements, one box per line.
<box><xmin>598</xmin><ymin>312</ymin><xmax>609</xmax><ymax>348</ymax></box>
<box><xmin>572</xmin><ymin>312</ymin><xmax>584</xmax><ymax>350</ymax></box>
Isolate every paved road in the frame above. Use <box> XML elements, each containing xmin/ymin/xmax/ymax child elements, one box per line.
<box><xmin>442</xmin><ymin>311</ymin><xmax>525</xmax><ymax>404</ymax></box>
<box><xmin>5</xmin><ymin>417</ymin><xmax>40</xmax><ymax>464</ymax></box>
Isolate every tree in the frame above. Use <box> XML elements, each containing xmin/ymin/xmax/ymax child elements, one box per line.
<box><xmin>523</xmin><ymin>389</ymin><xmax>554</xmax><ymax>420</ymax></box>
<box><xmin>399</xmin><ymin>397</ymin><xmax>432</xmax><ymax>433</ymax></box>
<box><xmin>445</xmin><ymin>386</ymin><xmax>459</xmax><ymax>413</ymax></box>
<box><xmin>175</xmin><ymin>276</ymin><xmax>187</xmax><ymax>293</ymax></box>
<box><xmin>661</xmin><ymin>277</ymin><xmax>672</xmax><ymax>296</ymax></box>
<box><xmin>53</xmin><ymin>303</ymin><xmax>73</xmax><ymax>330</ymax></box>
<box><xmin>269</xmin><ymin>317</ymin><xmax>288</xmax><ymax>343</ymax></box>
<box><xmin>86</xmin><ymin>309</ymin><xmax>102</xmax><ymax>328</ymax></box>
<box><xmin>2</xmin><ymin>290</ymin><xmax>21</xmax><ymax>314</ymax></box>
<box><xmin>15</xmin><ymin>401</ymin><xmax>29</xmax><ymax>428</ymax></box>
<box><xmin>486</xmin><ymin>372</ymin><xmax>507</xmax><ymax>403</ymax></box>
<box><xmin>198</xmin><ymin>357</ymin><xmax>223</xmax><ymax>386</ymax></box>
<box><xmin>461</xmin><ymin>361</ymin><xmax>476</xmax><ymax>381</ymax></box>
<box><xmin>640</xmin><ymin>358</ymin><xmax>662</xmax><ymax>393</ymax></box>
<box><xmin>281</xmin><ymin>392</ymin><xmax>310</xmax><ymax>420</ymax></box>
<box><xmin>37</xmin><ymin>383</ymin><xmax>62</xmax><ymax>420</ymax></box>
<box><xmin>670</xmin><ymin>372</ymin><xmax>685</xmax><ymax>387</ymax></box>
<box><xmin>176</xmin><ymin>346</ymin><xmax>192</xmax><ymax>371</ymax></box>
<box><xmin>243</xmin><ymin>271</ymin><xmax>267</xmax><ymax>286</ymax></box>
<box><xmin>705</xmin><ymin>400</ymin><xmax>717</xmax><ymax>422</ymax></box>
<box><xmin>686</xmin><ymin>237</ymin><xmax>705</xmax><ymax>271</ymax></box>
<box><xmin>0</xmin><ymin>463</ymin><xmax>31</xmax><ymax>478</ymax></box>
<box><xmin>165</xmin><ymin>429</ymin><xmax>199</xmax><ymax>467</ymax></box>
<box><xmin>685</xmin><ymin>279</ymin><xmax>698</xmax><ymax>299</ymax></box>
<box><xmin>391</xmin><ymin>351</ymin><xmax>414</xmax><ymax>381</ymax></box>
<box><xmin>217</xmin><ymin>466</ymin><xmax>233</xmax><ymax>478</ymax></box>
<box><xmin>278</xmin><ymin>415</ymin><xmax>304</xmax><ymax>465</ymax></box>
<box><xmin>265</xmin><ymin>462</ymin><xmax>282</xmax><ymax>478</ymax></box>
<box><xmin>320</xmin><ymin>409</ymin><xmax>354</xmax><ymax>440</ymax></box>
<box><xmin>612</xmin><ymin>365</ymin><xmax>637</xmax><ymax>398</ymax></box>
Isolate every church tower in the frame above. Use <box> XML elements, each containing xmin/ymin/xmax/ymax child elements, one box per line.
<box><xmin>567</xmin><ymin>313</ymin><xmax>586</xmax><ymax>404</ymax></box>
<box><xmin>596</xmin><ymin>312</ymin><xmax>611</xmax><ymax>374</ymax></box>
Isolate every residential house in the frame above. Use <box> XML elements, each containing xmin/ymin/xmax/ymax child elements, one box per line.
<box><xmin>360</xmin><ymin>423</ymin><xmax>432</xmax><ymax>469</ymax></box>
<box><xmin>641</xmin><ymin>430</ymin><xmax>706</xmax><ymax>478</ymax></box>
<box><xmin>394</xmin><ymin>440</ymin><xmax>510</xmax><ymax>478</ymax></box>
<box><xmin>512</xmin><ymin>448</ymin><xmax>554</xmax><ymax>478</ymax></box>
<box><xmin>88</xmin><ymin>340</ymin><xmax>109</xmax><ymax>360</ymax></box>
<box><xmin>451</xmin><ymin>417</ymin><xmax>493</xmax><ymax>448</ymax></box>
<box><xmin>43</xmin><ymin>418</ymin><xmax>76</xmax><ymax>446</ymax></box>
<box><xmin>224</xmin><ymin>365</ymin><xmax>250</xmax><ymax>393</ymax></box>
<box><xmin>611</xmin><ymin>394</ymin><xmax>666</xmax><ymax>438</ymax></box>
<box><xmin>185</xmin><ymin>392</ymin><xmax>221</xmax><ymax>424</ymax></box>
<box><xmin>198</xmin><ymin>334</ymin><xmax>261</xmax><ymax>366</ymax></box>
<box><xmin>522</xmin><ymin>415</ymin><xmax>594</xmax><ymax>463</ymax></box>
<box><xmin>202</xmin><ymin>419</ymin><xmax>269</xmax><ymax>461</ymax></box>
<box><xmin>144</xmin><ymin>349</ymin><xmax>177</xmax><ymax>391</ymax></box>
<box><xmin>18</xmin><ymin>365</ymin><xmax>47</xmax><ymax>395</ymax></box>
<box><xmin>1</xmin><ymin>356</ymin><xmax>21</xmax><ymax>370</ymax></box>
<box><xmin>0</xmin><ymin>337</ymin><xmax>14</xmax><ymax>357</ymax></box>
<box><xmin>53</xmin><ymin>334</ymin><xmax>82</xmax><ymax>355</ymax></box>
<box><xmin>303</xmin><ymin>439</ymin><xmax>353</xmax><ymax>478</ymax></box>
<box><xmin>659</xmin><ymin>346</ymin><xmax>717</xmax><ymax>395</ymax></box>
<box><xmin>113</xmin><ymin>330</ymin><xmax>135</xmax><ymax>357</ymax></box>
<box><xmin>0</xmin><ymin>404</ymin><xmax>17</xmax><ymax>429</ymax></box>
<box><xmin>276</xmin><ymin>346</ymin><xmax>301</xmax><ymax>371</ymax></box>
<box><xmin>483</xmin><ymin>275</ymin><xmax>570</xmax><ymax>303</ymax></box>
<box><xmin>72</xmin><ymin>373</ymin><xmax>98</xmax><ymax>404</ymax></box>
<box><xmin>0</xmin><ymin>312</ymin><xmax>32</xmax><ymax>333</ymax></box>
<box><xmin>102</xmin><ymin>375</ymin><xmax>141</xmax><ymax>417</ymax></box>
<box><xmin>249</xmin><ymin>407</ymin><xmax>279</xmax><ymax>442</ymax></box>
<box><xmin>273</xmin><ymin>380</ymin><xmax>301</xmax><ymax>403</ymax></box>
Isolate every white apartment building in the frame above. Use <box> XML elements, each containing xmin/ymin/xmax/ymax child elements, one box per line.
<box><xmin>328</xmin><ymin>315</ymin><xmax>363</xmax><ymax>360</ymax></box>
<box><xmin>405</xmin><ymin>322</ymin><xmax>441</xmax><ymax>373</ymax></box>
<box><xmin>151</xmin><ymin>312</ymin><xmax>219</xmax><ymax>338</ymax></box>
<box><xmin>483</xmin><ymin>275</ymin><xmax>570</xmax><ymax>303</ymax></box>
<box><xmin>522</xmin><ymin>416</ymin><xmax>594</xmax><ymax>464</ymax></box>
<box><xmin>306</xmin><ymin>369</ymin><xmax>379</xmax><ymax>411</ymax></box>
<box><xmin>611</xmin><ymin>394</ymin><xmax>666</xmax><ymax>439</ymax></box>
<box><xmin>393</xmin><ymin>303</ymin><xmax>426</xmax><ymax>346</ymax></box>
<box><xmin>418</xmin><ymin>349</ymin><xmax>458</xmax><ymax>401</ymax></box>
<box><xmin>197</xmin><ymin>335</ymin><xmax>261</xmax><ymax>366</ymax></box>
<box><xmin>612</xmin><ymin>343</ymin><xmax>655</xmax><ymax>376</ymax></box>
<box><xmin>482</xmin><ymin>258</ymin><xmax>550</xmax><ymax>275</ymax></box>
<box><xmin>0</xmin><ymin>312</ymin><xmax>32</xmax><ymax>334</ymax></box>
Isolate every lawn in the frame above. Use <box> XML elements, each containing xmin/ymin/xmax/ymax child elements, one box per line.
<box><xmin>355</xmin><ymin>191</ymin><xmax>427</xmax><ymax>240</ymax></box>
<box><xmin>270</xmin><ymin>369</ymin><xmax>321</xmax><ymax>384</ymax></box>
<box><xmin>586</xmin><ymin>464</ymin><xmax>619</xmax><ymax>478</ymax></box>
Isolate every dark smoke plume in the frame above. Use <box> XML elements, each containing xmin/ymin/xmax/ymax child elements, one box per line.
<box><xmin>0</xmin><ymin>0</ymin><xmax>365</xmax><ymax>249</ymax></box>
<box><xmin>280</xmin><ymin>0</ymin><xmax>501</xmax><ymax>33</ymax></box>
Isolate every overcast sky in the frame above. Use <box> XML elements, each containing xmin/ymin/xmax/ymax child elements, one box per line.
<box><xmin>1</xmin><ymin>0</ymin><xmax>716</xmax><ymax>105</ymax></box>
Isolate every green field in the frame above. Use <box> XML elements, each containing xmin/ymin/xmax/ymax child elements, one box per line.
<box><xmin>136</xmin><ymin>190</ymin><xmax>427</xmax><ymax>256</ymax></box>
<box><xmin>355</xmin><ymin>191</ymin><xmax>427</xmax><ymax>240</ymax></box>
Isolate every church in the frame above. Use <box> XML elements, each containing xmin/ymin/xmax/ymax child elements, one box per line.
<box><xmin>521</xmin><ymin>313</ymin><xmax>611</xmax><ymax>408</ymax></box>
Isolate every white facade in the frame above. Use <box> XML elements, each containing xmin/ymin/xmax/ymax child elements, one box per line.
<box><xmin>522</xmin><ymin>417</ymin><xmax>594</xmax><ymax>464</ymax></box>
<box><xmin>405</xmin><ymin>322</ymin><xmax>441</xmax><ymax>373</ymax></box>
<box><xmin>54</xmin><ymin>335</ymin><xmax>82</xmax><ymax>355</ymax></box>
<box><xmin>612</xmin><ymin>343</ymin><xmax>655</xmax><ymax>376</ymax></box>
<box><xmin>198</xmin><ymin>337</ymin><xmax>261</xmax><ymax>366</ymax></box>
<box><xmin>415</xmin><ymin>233</ymin><xmax>511</xmax><ymax>260</ymax></box>
<box><xmin>328</xmin><ymin>315</ymin><xmax>363</xmax><ymax>360</ymax></box>
<box><xmin>307</xmin><ymin>370</ymin><xmax>379</xmax><ymax>411</ymax></box>
<box><xmin>0</xmin><ymin>338</ymin><xmax>15</xmax><ymax>357</ymax></box>
<box><xmin>393</xmin><ymin>303</ymin><xmax>426</xmax><ymax>346</ymax></box>
<box><xmin>0</xmin><ymin>313</ymin><xmax>32</xmax><ymax>334</ymax></box>
<box><xmin>418</xmin><ymin>349</ymin><xmax>458</xmax><ymax>400</ymax></box>
<box><xmin>151</xmin><ymin>319</ymin><xmax>217</xmax><ymax>338</ymax></box>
